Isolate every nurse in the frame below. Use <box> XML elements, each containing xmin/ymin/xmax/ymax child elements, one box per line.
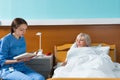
<box><xmin>0</xmin><ymin>18</ymin><xmax>45</xmax><ymax>80</ymax></box>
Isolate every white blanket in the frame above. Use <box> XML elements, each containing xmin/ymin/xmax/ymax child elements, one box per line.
<box><xmin>52</xmin><ymin>47</ymin><xmax>118</xmax><ymax>78</ymax></box>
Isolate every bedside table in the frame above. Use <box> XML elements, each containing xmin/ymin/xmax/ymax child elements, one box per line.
<box><xmin>25</xmin><ymin>54</ymin><xmax>53</xmax><ymax>79</ymax></box>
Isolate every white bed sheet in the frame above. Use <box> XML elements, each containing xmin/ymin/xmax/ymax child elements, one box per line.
<box><xmin>52</xmin><ymin>47</ymin><xmax>120</xmax><ymax>78</ymax></box>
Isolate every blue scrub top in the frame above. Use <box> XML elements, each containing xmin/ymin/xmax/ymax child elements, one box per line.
<box><xmin>0</xmin><ymin>33</ymin><xmax>26</xmax><ymax>71</ymax></box>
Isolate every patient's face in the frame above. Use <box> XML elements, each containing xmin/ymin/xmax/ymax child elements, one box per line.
<box><xmin>76</xmin><ymin>36</ymin><xmax>87</xmax><ymax>47</ymax></box>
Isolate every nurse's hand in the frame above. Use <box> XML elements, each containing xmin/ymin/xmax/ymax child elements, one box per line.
<box><xmin>16</xmin><ymin>56</ymin><xmax>33</xmax><ymax>62</ymax></box>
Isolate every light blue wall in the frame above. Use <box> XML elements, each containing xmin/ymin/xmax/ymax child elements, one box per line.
<box><xmin>0</xmin><ymin>0</ymin><xmax>120</xmax><ymax>20</ymax></box>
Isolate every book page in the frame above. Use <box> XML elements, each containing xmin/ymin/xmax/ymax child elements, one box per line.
<box><xmin>13</xmin><ymin>52</ymin><xmax>36</xmax><ymax>60</ymax></box>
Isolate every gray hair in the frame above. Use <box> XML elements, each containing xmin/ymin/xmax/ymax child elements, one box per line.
<box><xmin>76</xmin><ymin>33</ymin><xmax>91</xmax><ymax>46</ymax></box>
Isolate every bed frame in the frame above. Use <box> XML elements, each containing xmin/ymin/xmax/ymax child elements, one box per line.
<box><xmin>47</xmin><ymin>43</ymin><xmax>118</xmax><ymax>80</ymax></box>
<box><xmin>54</xmin><ymin>43</ymin><xmax>116</xmax><ymax>63</ymax></box>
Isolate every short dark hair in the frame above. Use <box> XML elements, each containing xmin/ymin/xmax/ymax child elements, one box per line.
<box><xmin>11</xmin><ymin>18</ymin><xmax>28</xmax><ymax>33</ymax></box>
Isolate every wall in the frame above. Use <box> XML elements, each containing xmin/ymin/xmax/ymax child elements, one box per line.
<box><xmin>0</xmin><ymin>0</ymin><xmax>120</xmax><ymax>20</ymax></box>
<box><xmin>0</xmin><ymin>25</ymin><xmax>120</xmax><ymax>62</ymax></box>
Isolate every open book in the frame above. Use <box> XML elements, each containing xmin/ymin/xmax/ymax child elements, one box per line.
<box><xmin>13</xmin><ymin>52</ymin><xmax>37</xmax><ymax>60</ymax></box>
<box><xmin>13</xmin><ymin>50</ymin><xmax>43</xmax><ymax>59</ymax></box>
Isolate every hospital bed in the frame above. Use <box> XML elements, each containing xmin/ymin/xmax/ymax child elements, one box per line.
<box><xmin>47</xmin><ymin>43</ymin><xmax>120</xmax><ymax>80</ymax></box>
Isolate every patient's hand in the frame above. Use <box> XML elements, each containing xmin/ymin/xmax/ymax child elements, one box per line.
<box><xmin>61</xmin><ymin>61</ymin><xmax>67</xmax><ymax>66</ymax></box>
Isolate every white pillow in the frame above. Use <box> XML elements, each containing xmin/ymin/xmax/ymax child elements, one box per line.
<box><xmin>93</xmin><ymin>46</ymin><xmax>110</xmax><ymax>55</ymax></box>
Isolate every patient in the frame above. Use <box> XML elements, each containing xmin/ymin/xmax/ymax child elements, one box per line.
<box><xmin>61</xmin><ymin>33</ymin><xmax>91</xmax><ymax>66</ymax></box>
<box><xmin>52</xmin><ymin>33</ymin><xmax>117</xmax><ymax>78</ymax></box>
